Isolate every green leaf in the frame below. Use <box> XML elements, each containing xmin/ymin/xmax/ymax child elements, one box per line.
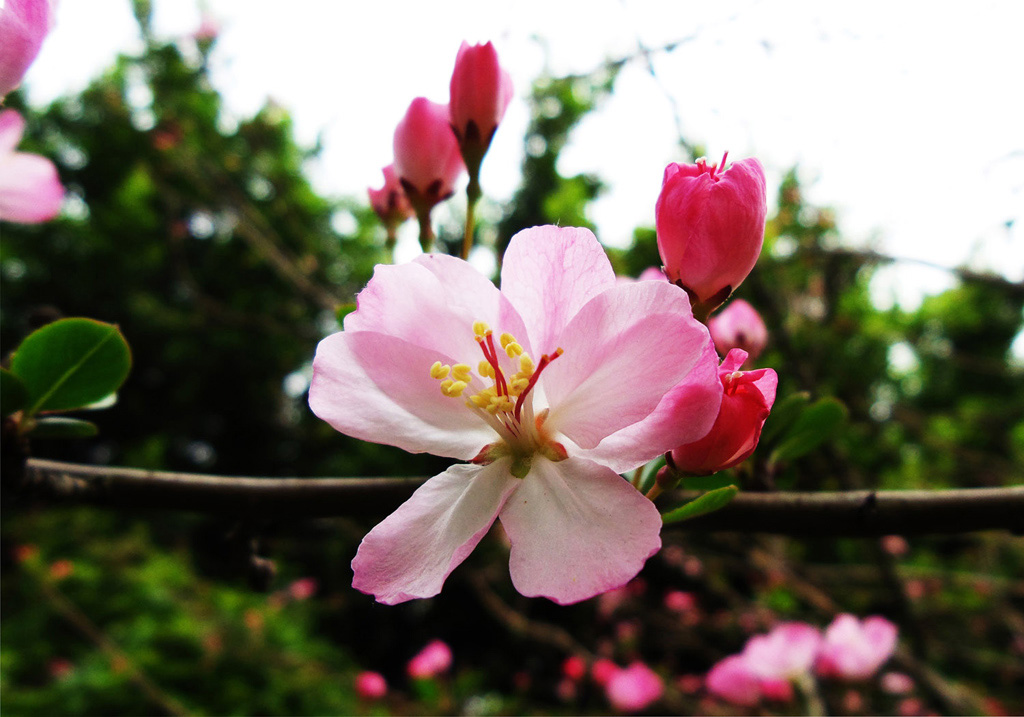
<box><xmin>1</xmin><ymin>368</ymin><xmax>29</xmax><ymax>417</ymax></box>
<box><xmin>769</xmin><ymin>397</ymin><xmax>848</xmax><ymax>464</ymax></box>
<box><xmin>681</xmin><ymin>472</ymin><xmax>738</xmax><ymax>492</ymax></box>
<box><xmin>11</xmin><ymin>318</ymin><xmax>132</xmax><ymax>416</ymax></box>
<box><xmin>760</xmin><ymin>391</ymin><xmax>810</xmax><ymax>445</ymax></box>
<box><xmin>27</xmin><ymin>417</ymin><xmax>100</xmax><ymax>439</ymax></box>
<box><xmin>662</xmin><ymin>485</ymin><xmax>739</xmax><ymax>524</ymax></box>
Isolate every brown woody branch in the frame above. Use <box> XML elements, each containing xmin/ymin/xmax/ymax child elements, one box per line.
<box><xmin>18</xmin><ymin>458</ymin><xmax>1024</xmax><ymax>535</ymax></box>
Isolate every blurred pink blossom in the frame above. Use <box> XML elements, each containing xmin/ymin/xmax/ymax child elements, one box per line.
<box><xmin>354</xmin><ymin>671</ymin><xmax>387</xmax><ymax>699</ymax></box>
<box><xmin>407</xmin><ymin>639</ymin><xmax>452</xmax><ymax>679</ymax></box>
<box><xmin>742</xmin><ymin>622</ymin><xmax>822</xmax><ymax>681</ymax></box>
<box><xmin>705</xmin><ymin>655</ymin><xmax>762</xmax><ymax>707</ymax></box>
<box><xmin>0</xmin><ymin>109</ymin><xmax>63</xmax><ymax>223</ymax></box>
<box><xmin>663</xmin><ymin>589</ymin><xmax>697</xmax><ymax>612</ymax></box>
<box><xmin>605</xmin><ymin>662</ymin><xmax>663</xmax><ymax>712</ymax></box>
<box><xmin>815</xmin><ymin>614</ymin><xmax>898</xmax><ymax>680</ymax></box>
<box><xmin>881</xmin><ymin>671</ymin><xmax>915</xmax><ymax>695</ymax></box>
<box><xmin>287</xmin><ymin>578</ymin><xmax>317</xmax><ymax>601</ymax></box>
<box><xmin>709</xmin><ymin>299</ymin><xmax>768</xmax><ymax>362</ymax></box>
<box><xmin>562</xmin><ymin>655</ymin><xmax>586</xmax><ymax>682</ymax></box>
<box><xmin>0</xmin><ymin>0</ymin><xmax>52</xmax><ymax>99</ymax></box>
<box><xmin>367</xmin><ymin>164</ymin><xmax>413</xmax><ymax>230</ymax></box>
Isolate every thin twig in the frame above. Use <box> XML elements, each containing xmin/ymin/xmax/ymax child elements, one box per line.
<box><xmin>17</xmin><ymin>458</ymin><xmax>1024</xmax><ymax>534</ymax></box>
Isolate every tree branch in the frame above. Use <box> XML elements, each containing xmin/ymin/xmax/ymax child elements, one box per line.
<box><xmin>18</xmin><ymin>458</ymin><xmax>1024</xmax><ymax>535</ymax></box>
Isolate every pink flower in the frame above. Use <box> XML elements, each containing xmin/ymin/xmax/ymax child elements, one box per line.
<box><xmin>0</xmin><ymin>109</ymin><xmax>63</xmax><ymax>223</ymax></box>
<box><xmin>0</xmin><ymin>0</ymin><xmax>52</xmax><ymax>99</ymax></box>
<box><xmin>706</xmin><ymin>655</ymin><xmax>764</xmax><ymax>707</ymax></box>
<box><xmin>669</xmin><ymin>348</ymin><xmax>777</xmax><ymax>475</ymax></box>
<box><xmin>605</xmin><ymin>662</ymin><xmax>664</xmax><ymax>712</ymax></box>
<box><xmin>392</xmin><ymin>97</ymin><xmax>464</xmax><ymax>207</ymax></box>
<box><xmin>742</xmin><ymin>622</ymin><xmax>822</xmax><ymax>681</ymax></box>
<box><xmin>663</xmin><ymin>589</ymin><xmax>696</xmax><ymax>612</ymax></box>
<box><xmin>708</xmin><ymin>299</ymin><xmax>769</xmax><ymax>362</ymax></box>
<box><xmin>354</xmin><ymin>670</ymin><xmax>387</xmax><ymax>699</ymax></box>
<box><xmin>881</xmin><ymin>671</ymin><xmax>915</xmax><ymax>695</ymax></box>
<box><xmin>815</xmin><ymin>614</ymin><xmax>898</xmax><ymax>680</ymax></box>
<box><xmin>407</xmin><ymin>639</ymin><xmax>452</xmax><ymax>679</ymax></box>
<box><xmin>655</xmin><ymin>154</ymin><xmax>767</xmax><ymax>309</ymax></box>
<box><xmin>367</xmin><ymin>164</ymin><xmax>413</xmax><ymax>228</ymax></box>
<box><xmin>310</xmin><ymin>225</ymin><xmax>721</xmax><ymax>605</ymax></box>
<box><xmin>449</xmin><ymin>41</ymin><xmax>513</xmax><ymax>151</ymax></box>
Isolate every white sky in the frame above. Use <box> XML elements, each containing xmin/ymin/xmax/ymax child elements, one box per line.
<box><xmin>20</xmin><ymin>0</ymin><xmax>1024</xmax><ymax>309</ymax></box>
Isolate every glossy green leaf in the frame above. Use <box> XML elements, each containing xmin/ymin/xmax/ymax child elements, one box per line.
<box><xmin>28</xmin><ymin>416</ymin><xmax>100</xmax><ymax>439</ymax></box>
<box><xmin>661</xmin><ymin>485</ymin><xmax>739</xmax><ymax>524</ymax></box>
<box><xmin>1</xmin><ymin>368</ymin><xmax>29</xmax><ymax>417</ymax></box>
<box><xmin>11</xmin><ymin>318</ymin><xmax>132</xmax><ymax>416</ymax></box>
<box><xmin>770</xmin><ymin>397</ymin><xmax>848</xmax><ymax>464</ymax></box>
<box><xmin>760</xmin><ymin>391</ymin><xmax>810</xmax><ymax>445</ymax></box>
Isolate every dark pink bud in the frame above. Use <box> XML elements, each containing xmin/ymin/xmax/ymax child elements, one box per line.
<box><xmin>562</xmin><ymin>655</ymin><xmax>587</xmax><ymax>682</ymax></box>
<box><xmin>449</xmin><ymin>41</ymin><xmax>513</xmax><ymax>148</ymax></box>
<box><xmin>367</xmin><ymin>164</ymin><xmax>413</xmax><ymax>228</ymax></box>
<box><xmin>655</xmin><ymin>155</ymin><xmax>767</xmax><ymax>306</ymax></box>
<box><xmin>670</xmin><ymin>349</ymin><xmax>777</xmax><ymax>475</ymax></box>
<box><xmin>709</xmin><ymin>299</ymin><xmax>769</xmax><ymax>362</ymax></box>
<box><xmin>354</xmin><ymin>671</ymin><xmax>387</xmax><ymax>700</ymax></box>
<box><xmin>392</xmin><ymin>97</ymin><xmax>465</xmax><ymax>205</ymax></box>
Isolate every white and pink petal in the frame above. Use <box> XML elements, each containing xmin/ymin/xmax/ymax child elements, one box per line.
<box><xmin>500</xmin><ymin>226</ymin><xmax>616</xmax><ymax>356</ymax></box>
<box><xmin>309</xmin><ymin>331</ymin><xmax>494</xmax><ymax>460</ymax></box>
<box><xmin>541</xmin><ymin>280</ymin><xmax>708</xmax><ymax>450</ymax></box>
<box><xmin>500</xmin><ymin>456</ymin><xmax>662</xmax><ymax>605</ymax></box>
<box><xmin>351</xmin><ymin>461</ymin><xmax>520</xmax><ymax>605</ymax></box>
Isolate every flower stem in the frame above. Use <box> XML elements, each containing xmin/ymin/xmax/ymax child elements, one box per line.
<box><xmin>795</xmin><ymin>673</ymin><xmax>827</xmax><ymax>717</ymax></box>
<box><xmin>462</xmin><ymin>176</ymin><xmax>482</xmax><ymax>261</ymax></box>
<box><xmin>645</xmin><ymin>484</ymin><xmax>663</xmax><ymax>501</ymax></box>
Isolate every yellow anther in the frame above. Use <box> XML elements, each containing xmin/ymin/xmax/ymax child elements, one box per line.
<box><xmin>430</xmin><ymin>361</ymin><xmax>451</xmax><ymax>380</ymax></box>
<box><xmin>499</xmin><ymin>332</ymin><xmax>516</xmax><ymax>349</ymax></box>
<box><xmin>510</xmin><ymin>377</ymin><xmax>530</xmax><ymax>395</ymax></box>
<box><xmin>469</xmin><ymin>392</ymin><xmax>491</xmax><ymax>408</ymax></box>
<box><xmin>440</xmin><ymin>379</ymin><xmax>468</xmax><ymax>398</ymax></box>
<box><xmin>478</xmin><ymin>360</ymin><xmax>495</xmax><ymax>378</ymax></box>
<box><xmin>486</xmin><ymin>395</ymin><xmax>514</xmax><ymax>414</ymax></box>
<box><xmin>473</xmin><ymin>321</ymin><xmax>490</xmax><ymax>338</ymax></box>
<box><xmin>519</xmin><ymin>355</ymin><xmax>535</xmax><ymax>375</ymax></box>
<box><xmin>451</xmin><ymin>363</ymin><xmax>472</xmax><ymax>382</ymax></box>
<box><xmin>504</xmin><ymin>342</ymin><xmax>523</xmax><ymax>358</ymax></box>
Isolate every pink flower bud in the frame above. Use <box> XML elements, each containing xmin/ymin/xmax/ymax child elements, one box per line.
<box><xmin>590</xmin><ymin>658</ymin><xmax>619</xmax><ymax>687</ymax></box>
<box><xmin>407</xmin><ymin>639</ymin><xmax>452</xmax><ymax>679</ymax></box>
<box><xmin>881</xmin><ymin>671</ymin><xmax>915</xmax><ymax>695</ymax></box>
<box><xmin>815</xmin><ymin>614</ymin><xmax>898</xmax><ymax>680</ymax></box>
<box><xmin>669</xmin><ymin>349</ymin><xmax>777</xmax><ymax>475</ymax></box>
<box><xmin>354</xmin><ymin>670</ymin><xmax>387</xmax><ymax>700</ymax></box>
<box><xmin>655</xmin><ymin>154</ymin><xmax>767</xmax><ymax>307</ymax></box>
<box><xmin>562</xmin><ymin>655</ymin><xmax>587</xmax><ymax>682</ymax></box>
<box><xmin>0</xmin><ymin>0</ymin><xmax>52</xmax><ymax>99</ymax></box>
<box><xmin>605</xmin><ymin>662</ymin><xmax>663</xmax><ymax>712</ymax></box>
<box><xmin>367</xmin><ymin>164</ymin><xmax>413</xmax><ymax>228</ymax></box>
<box><xmin>0</xmin><ymin>109</ymin><xmax>64</xmax><ymax>223</ymax></box>
<box><xmin>709</xmin><ymin>299</ymin><xmax>769</xmax><ymax>362</ymax></box>
<box><xmin>449</xmin><ymin>41</ymin><xmax>513</xmax><ymax>150</ymax></box>
<box><xmin>392</xmin><ymin>97</ymin><xmax>464</xmax><ymax>207</ymax></box>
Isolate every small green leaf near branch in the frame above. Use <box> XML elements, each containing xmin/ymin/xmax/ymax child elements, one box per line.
<box><xmin>661</xmin><ymin>485</ymin><xmax>739</xmax><ymax>524</ymax></box>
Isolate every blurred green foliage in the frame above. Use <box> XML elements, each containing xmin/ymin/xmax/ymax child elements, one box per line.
<box><xmin>2</xmin><ymin>23</ymin><xmax>1022</xmax><ymax>717</ymax></box>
